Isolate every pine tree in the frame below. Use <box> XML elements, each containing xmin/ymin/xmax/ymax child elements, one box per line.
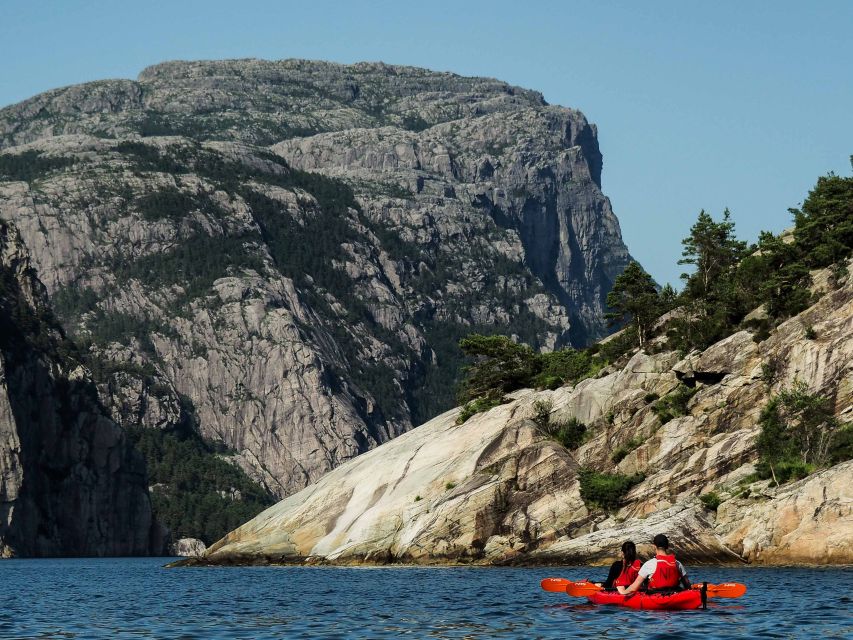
<box><xmin>678</xmin><ymin>209</ymin><xmax>747</xmax><ymax>302</ymax></box>
<box><xmin>605</xmin><ymin>261</ymin><xmax>659</xmax><ymax>348</ymax></box>
<box><xmin>675</xmin><ymin>209</ymin><xmax>748</xmax><ymax>348</ymax></box>
<box><xmin>457</xmin><ymin>334</ymin><xmax>537</xmax><ymax>402</ymax></box>
<box><xmin>790</xmin><ymin>164</ymin><xmax>853</xmax><ymax>269</ymax></box>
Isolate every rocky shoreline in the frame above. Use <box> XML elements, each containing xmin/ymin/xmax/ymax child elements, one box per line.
<box><xmin>171</xmin><ymin>262</ymin><xmax>853</xmax><ymax>568</ymax></box>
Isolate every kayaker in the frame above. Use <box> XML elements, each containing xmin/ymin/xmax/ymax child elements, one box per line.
<box><xmin>596</xmin><ymin>540</ymin><xmax>642</xmax><ymax>591</ymax></box>
<box><xmin>621</xmin><ymin>534</ymin><xmax>691</xmax><ymax>595</ymax></box>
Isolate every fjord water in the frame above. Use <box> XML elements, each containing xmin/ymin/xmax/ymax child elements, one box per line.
<box><xmin>2</xmin><ymin>559</ymin><xmax>850</xmax><ymax>639</ymax></box>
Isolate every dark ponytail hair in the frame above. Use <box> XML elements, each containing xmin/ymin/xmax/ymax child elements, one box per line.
<box><xmin>621</xmin><ymin>540</ymin><xmax>637</xmax><ymax>566</ymax></box>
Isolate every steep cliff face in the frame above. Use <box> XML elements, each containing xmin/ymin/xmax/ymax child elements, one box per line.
<box><xmin>191</xmin><ymin>261</ymin><xmax>853</xmax><ymax>566</ymax></box>
<box><xmin>0</xmin><ymin>60</ymin><xmax>633</xmax><ymax>499</ymax></box>
<box><xmin>0</xmin><ymin>221</ymin><xmax>160</xmax><ymax>557</ymax></box>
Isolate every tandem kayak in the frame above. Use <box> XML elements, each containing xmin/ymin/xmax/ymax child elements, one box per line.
<box><xmin>588</xmin><ymin>589</ymin><xmax>703</xmax><ymax>610</ymax></box>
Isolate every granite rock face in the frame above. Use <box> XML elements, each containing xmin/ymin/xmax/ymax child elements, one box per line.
<box><xmin>714</xmin><ymin>462</ymin><xmax>853</xmax><ymax>564</ymax></box>
<box><xmin>0</xmin><ymin>221</ymin><xmax>161</xmax><ymax>557</ymax></box>
<box><xmin>192</xmin><ymin>262</ymin><xmax>853</xmax><ymax>566</ymax></box>
<box><xmin>0</xmin><ymin>60</ymin><xmax>633</xmax><ymax>499</ymax></box>
<box><xmin>170</xmin><ymin>537</ymin><xmax>207</xmax><ymax>557</ymax></box>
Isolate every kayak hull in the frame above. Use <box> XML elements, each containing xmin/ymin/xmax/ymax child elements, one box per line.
<box><xmin>588</xmin><ymin>590</ymin><xmax>703</xmax><ymax>610</ymax></box>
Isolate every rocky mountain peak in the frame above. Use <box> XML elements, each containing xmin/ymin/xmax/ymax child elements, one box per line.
<box><xmin>0</xmin><ymin>59</ymin><xmax>633</xmax><ymax>510</ymax></box>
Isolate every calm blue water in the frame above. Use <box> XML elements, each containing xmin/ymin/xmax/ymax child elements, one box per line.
<box><xmin>0</xmin><ymin>559</ymin><xmax>850</xmax><ymax>638</ymax></box>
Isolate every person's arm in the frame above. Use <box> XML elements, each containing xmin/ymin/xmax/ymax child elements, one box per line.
<box><xmin>619</xmin><ymin>573</ymin><xmax>645</xmax><ymax>595</ymax></box>
<box><xmin>678</xmin><ymin>561</ymin><xmax>691</xmax><ymax>590</ymax></box>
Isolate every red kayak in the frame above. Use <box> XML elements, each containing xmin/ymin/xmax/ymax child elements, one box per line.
<box><xmin>588</xmin><ymin>590</ymin><xmax>703</xmax><ymax>610</ymax></box>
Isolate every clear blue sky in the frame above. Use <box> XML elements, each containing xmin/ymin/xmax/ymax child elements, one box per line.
<box><xmin>2</xmin><ymin>0</ymin><xmax>851</xmax><ymax>286</ymax></box>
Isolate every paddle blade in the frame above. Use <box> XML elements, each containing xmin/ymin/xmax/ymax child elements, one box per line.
<box><xmin>565</xmin><ymin>581</ymin><xmax>604</xmax><ymax>597</ymax></box>
<box><xmin>693</xmin><ymin>582</ymin><xmax>747</xmax><ymax>598</ymax></box>
<box><xmin>540</xmin><ymin>578</ymin><xmax>571</xmax><ymax>593</ymax></box>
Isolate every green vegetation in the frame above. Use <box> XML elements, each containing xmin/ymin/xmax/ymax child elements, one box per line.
<box><xmin>406</xmin><ymin>246</ymin><xmax>553</xmax><ymax>424</ymax></box>
<box><xmin>456</xmin><ymin>335</ymin><xmax>540</xmax><ymax>403</ymax></box>
<box><xmin>129</xmin><ymin>424</ymin><xmax>275</xmax><ymax>545</ymax></box>
<box><xmin>533</xmin><ymin>348</ymin><xmax>606</xmax><ymax>389</ymax></box>
<box><xmin>651</xmin><ymin>384</ymin><xmax>697</xmax><ymax>424</ymax></box>
<box><xmin>118</xmin><ymin>141</ymin><xmax>345</xmax><ymax>199</ymax></box>
<box><xmin>606</xmin><ymin>261</ymin><xmax>663</xmax><ymax>348</ymax></box>
<box><xmin>239</xmin><ymin>187</ymin><xmax>407</xmax><ymax>421</ymax></box>
<box><xmin>456</xmin><ymin>394</ymin><xmax>507</xmax><ymax>424</ymax></box>
<box><xmin>791</xmin><ymin>168</ymin><xmax>853</xmax><ymax>270</ymax></box>
<box><xmin>445</xmin><ymin>482</ymin><xmax>457</xmax><ymax>491</ymax></box>
<box><xmin>578</xmin><ymin>470</ymin><xmax>644</xmax><ymax>511</ymax></box>
<box><xmin>529</xmin><ymin>398</ymin><xmax>589</xmax><ymax>449</ymax></box>
<box><xmin>670</xmin><ymin>209</ymin><xmax>749</xmax><ymax>350</ymax></box>
<box><xmin>111</xmin><ymin>232</ymin><xmax>266</xmax><ymax>304</ymax></box>
<box><xmin>578</xmin><ymin>160</ymin><xmax>853</xmax><ymax>356</ymax></box>
<box><xmin>0</xmin><ymin>150</ymin><xmax>77</xmax><ymax>182</ymax></box>
<box><xmin>134</xmin><ymin>186</ymin><xmax>222</xmax><ymax>222</ymax></box>
<box><xmin>760</xmin><ymin>362</ymin><xmax>776</xmax><ymax>384</ymax></box>
<box><xmin>454</xmin><ymin>334</ymin><xmax>606</xmax><ymax>422</ymax></box>
<box><xmin>756</xmin><ymin>382</ymin><xmax>851</xmax><ymax>485</ymax></box>
<box><xmin>83</xmin><ymin>311</ymin><xmax>168</xmax><ymax>355</ymax></box>
<box><xmin>51</xmin><ymin>285</ymin><xmax>100</xmax><ymax>324</ymax></box>
<box><xmin>699</xmin><ymin>491</ymin><xmax>723</xmax><ymax>511</ymax></box>
<box><xmin>667</xmin><ymin>162</ymin><xmax>853</xmax><ymax>350</ymax></box>
<box><xmin>830</xmin><ymin>424</ymin><xmax>853</xmax><ymax>465</ymax></box>
<box><xmin>400</xmin><ymin>113</ymin><xmax>431</xmax><ymax>132</ymax></box>
<box><xmin>355</xmin><ymin>180</ymin><xmax>413</xmax><ymax>200</ymax></box>
<box><xmin>0</xmin><ymin>241</ymin><xmax>77</xmax><ymax>366</ymax></box>
<box><xmin>611</xmin><ymin>436</ymin><xmax>645</xmax><ymax>464</ymax></box>
<box><xmin>116</xmin><ymin>141</ymin><xmax>186</xmax><ymax>174</ymax></box>
<box><xmin>531</xmin><ymin>398</ymin><xmax>553</xmax><ymax>429</ymax></box>
<box><xmin>550</xmin><ymin>417</ymin><xmax>588</xmax><ymax>450</ymax></box>
<box><xmin>410</xmin><ymin>317</ymin><xmax>533</xmax><ymax>426</ymax></box>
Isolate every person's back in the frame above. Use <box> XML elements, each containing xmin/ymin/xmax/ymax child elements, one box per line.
<box><xmin>643</xmin><ymin>550</ymin><xmax>684</xmax><ymax>591</ymax></box>
<box><xmin>601</xmin><ymin>541</ymin><xmax>641</xmax><ymax>591</ymax></box>
<box><xmin>621</xmin><ymin>534</ymin><xmax>691</xmax><ymax>595</ymax></box>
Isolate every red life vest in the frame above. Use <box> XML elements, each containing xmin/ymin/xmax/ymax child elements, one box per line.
<box><xmin>614</xmin><ymin>559</ymin><xmax>641</xmax><ymax>587</ymax></box>
<box><xmin>649</xmin><ymin>554</ymin><xmax>680</xmax><ymax>589</ymax></box>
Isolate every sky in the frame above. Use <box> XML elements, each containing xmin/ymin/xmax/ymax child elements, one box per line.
<box><xmin>2</xmin><ymin>0</ymin><xmax>851</xmax><ymax>286</ymax></box>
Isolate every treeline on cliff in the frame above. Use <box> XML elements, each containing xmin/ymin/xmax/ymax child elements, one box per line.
<box><xmin>128</xmin><ymin>424</ymin><xmax>275</xmax><ymax>546</ymax></box>
<box><xmin>456</xmin><ymin>159</ymin><xmax>853</xmax><ymax>492</ymax></box>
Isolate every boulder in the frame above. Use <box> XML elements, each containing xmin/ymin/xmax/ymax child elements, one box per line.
<box><xmin>170</xmin><ymin>538</ymin><xmax>207</xmax><ymax>558</ymax></box>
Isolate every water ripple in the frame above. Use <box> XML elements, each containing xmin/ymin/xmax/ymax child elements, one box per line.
<box><xmin>1</xmin><ymin>559</ymin><xmax>851</xmax><ymax>638</ymax></box>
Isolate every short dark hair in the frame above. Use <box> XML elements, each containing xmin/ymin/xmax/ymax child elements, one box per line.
<box><xmin>653</xmin><ymin>534</ymin><xmax>669</xmax><ymax>549</ymax></box>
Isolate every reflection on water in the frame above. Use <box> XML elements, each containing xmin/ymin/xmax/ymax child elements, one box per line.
<box><xmin>0</xmin><ymin>559</ymin><xmax>850</xmax><ymax>638</ymax></box>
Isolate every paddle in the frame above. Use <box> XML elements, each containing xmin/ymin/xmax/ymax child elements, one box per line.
<box><xmin>565</xmin><ymin>580</ymin><xmax>605</xmax><ymax>597</ymax></box>
<box><xmin>692</xmin><ymin>582</ymin><xmax>747</xmax><ymax>598</ymax></box>
<box><xmin>540</xmin><ymin>578</ymin><xmax>604</xmax><ymax>595</ymax></box>
<box><xmin>540</xmin><ymin>578</ymin><xmax>573</xmax><ymax>592</ymax></box>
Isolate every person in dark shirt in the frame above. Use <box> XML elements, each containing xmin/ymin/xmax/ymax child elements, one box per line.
<box><xmin>597</xmin><ymin>540</ymin><xmax>642</xmax><ymax>592</ymax></box>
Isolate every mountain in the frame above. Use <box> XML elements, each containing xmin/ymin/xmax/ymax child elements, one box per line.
<box><xmin>0</xmin><ymin>221</ymin><xmax>162</xmax><ymax>556</ymax></box>
<box><xmin>184</xmin><ymin>259</ymin><xmax>853</xmax><ymax>567</ymax></box>
<box><xmin>0</xmin><ymin>59</ymin><xmax>633</xmax><ymax>506</ymax></box>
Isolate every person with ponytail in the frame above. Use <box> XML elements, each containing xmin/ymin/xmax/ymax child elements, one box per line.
<box><xmin>597</xmin><ymin>541</ymin><xmax>642</xmax><ymax>592</ymax></box>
